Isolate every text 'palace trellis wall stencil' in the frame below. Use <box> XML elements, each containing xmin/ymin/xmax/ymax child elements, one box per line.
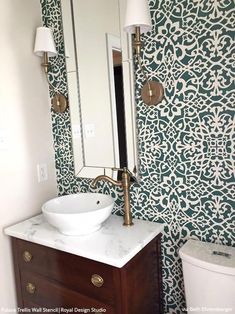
<box><xmin>40</xmin><ymin>0</ymin><xmax>235</xmax><ymax>313</ymax></box>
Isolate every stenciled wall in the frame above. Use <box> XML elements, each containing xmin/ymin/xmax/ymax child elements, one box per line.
<box><xmin>40</xmin><ymin>0</ymin><xmax>235</xmax><ymax>313</ymax></box>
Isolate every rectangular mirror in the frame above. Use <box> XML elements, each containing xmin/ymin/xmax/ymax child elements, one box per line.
<box><xmin>61</xmin><ymin>0</ymin><xmax>138</xmax><ymax>179</ymax></box>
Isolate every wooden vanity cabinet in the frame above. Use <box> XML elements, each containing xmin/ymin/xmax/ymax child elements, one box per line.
<box><xmin>11</xmin><ymin>235</ymin><xmax>162</xmax><ymax>314</ymax></box>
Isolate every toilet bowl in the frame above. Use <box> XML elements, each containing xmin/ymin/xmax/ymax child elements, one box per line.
<box><xmin>179</xmin><ymin>239</ymin><xmax>235</xmax><ymax>314</ymax></box>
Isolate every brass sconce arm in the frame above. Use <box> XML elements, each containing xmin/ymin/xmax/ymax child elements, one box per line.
<box><xmin>133</xmin><ymin>26</ymin><xmax>142</xmax><ymax>56</ymax></box>
<box><xmin>40</xmin><ymin>52</ymin><xmax>68</xmax><ymax>113</ymax></box>
<box><xmin>133</xmin><ymin>27</ymin><xmax>164</xmax><ymax>106</ymax></box>
<box><xmin>41</xmin><ymin>52</ymin><xmax>50</xmax><ymax>74</ymax></box>
<box><xmin>40</xmin><ymin>55</ymin><xmax>68</xmax><ymax>114</ymax></box>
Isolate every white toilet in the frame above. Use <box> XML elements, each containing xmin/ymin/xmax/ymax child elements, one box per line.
<box><xmin>179</xmin><ymin>239</ymin><xmax>235</xmax><ymax>314</ymax></box>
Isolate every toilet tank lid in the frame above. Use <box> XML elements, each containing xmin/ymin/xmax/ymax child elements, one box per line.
<box><xmin>179</xmin><ymin>239</ymin><xmax>235</xmax><ymax>276</ymax></box>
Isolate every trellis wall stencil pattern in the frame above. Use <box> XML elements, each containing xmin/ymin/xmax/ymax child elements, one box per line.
<box><xmin>40</xmin><ymin>0</ymin><xmax>235</xmax><ymax>313</ymax></box>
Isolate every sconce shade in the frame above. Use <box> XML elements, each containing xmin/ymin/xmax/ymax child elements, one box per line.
<box><xmin>124</xmin><ymin>0</ymin><xmax>152</xmax><ymax>34</ymax></box>
<box><xmin>34</xmin><ymin>27</ymin><xmax>57</xmax><ymax>57</ymax></box>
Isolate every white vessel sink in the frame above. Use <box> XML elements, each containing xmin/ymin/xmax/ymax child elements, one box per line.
<box><xmin>42</xmin><ymin>193</ymin><xmax>114</xmax><ymax>236</ymax></box>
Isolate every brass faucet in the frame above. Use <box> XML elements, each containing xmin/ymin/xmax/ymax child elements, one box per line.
<box><xmin>91</xmin><ymin>167</ymin><xmax>134</xmax><ymax>226</ymax></box>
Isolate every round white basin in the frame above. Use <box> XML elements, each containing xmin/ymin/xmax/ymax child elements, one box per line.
<box><xmin>42</xmin><ymin>193</ymin><xmax>114</xmax><ymax>236</ymax></box>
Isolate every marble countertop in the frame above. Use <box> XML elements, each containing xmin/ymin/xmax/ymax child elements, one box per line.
<box><xmin>4</xmin><ymin>214</ymin><xmax>164</xmax><ymax>268</ymax></box>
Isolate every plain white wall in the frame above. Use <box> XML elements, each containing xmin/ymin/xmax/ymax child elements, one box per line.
<box><xmin>0</xmin><ymin>0</ymin><xmax>58</xmax><ymax>310</ymax></box>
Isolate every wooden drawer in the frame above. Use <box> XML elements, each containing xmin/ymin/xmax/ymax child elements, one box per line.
<box><xmin>21</xmin><ymin>270</ymin><xmax>115</xmax><ymax>313</ymax></box>
<box><xmin>15</xmin><ymin>238</ymin><xmax>115</xmax><ymax>306</ymax></box>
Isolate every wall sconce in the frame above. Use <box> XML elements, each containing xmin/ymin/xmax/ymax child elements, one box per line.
<box><xmin>34</xmin><ymin>26</ymin><xmax>68</xmax><ymax>113</ymax></box>
<box><xmin>124</xmin><ymin>0</ymin><xmax>164</xmax><ymax>106</ymax></box>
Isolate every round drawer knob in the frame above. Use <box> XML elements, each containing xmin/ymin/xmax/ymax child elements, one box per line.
<box><xmin>91</xmin><ymin>274</ymin><xmax>104</xmax><ymax>288</ymax></box>
<box><xmin>26</xmin><ymin>283</ymin><xmax>36</xmax><ymax>294</ymax></box>
<box><xmin>23</xmin><ymin>251</ymin><xmax>33</xmax><ymax>263</ymax></box>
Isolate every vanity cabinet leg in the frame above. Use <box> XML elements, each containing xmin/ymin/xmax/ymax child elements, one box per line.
<box><xmin>11</xmin><ymin>238</ymin><xmax>24</xmax><ymax>308</ymax></box>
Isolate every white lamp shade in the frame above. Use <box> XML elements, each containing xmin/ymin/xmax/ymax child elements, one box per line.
<box><xmin>34</xmin><ymin>27</ymin><xmax>57</xmax><ymax>57</ymax></box>
<box><xmin>124</xmin><ymin>0</ymin><xmax>152</xmax><ymax>34</ymax></box>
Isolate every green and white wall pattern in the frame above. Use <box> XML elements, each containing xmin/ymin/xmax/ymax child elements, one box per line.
<box><xmin>40</xmin><ymin>0</ymin><xmax>235</xmax><ymax>313</ymax></box>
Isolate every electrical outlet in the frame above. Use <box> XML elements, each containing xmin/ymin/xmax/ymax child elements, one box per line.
<box><xmin>37</xmin><ymin>163</ymin><xmax>48</xmax><ymax>183</ymax></box>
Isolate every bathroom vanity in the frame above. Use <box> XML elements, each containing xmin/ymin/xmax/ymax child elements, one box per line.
<box><xmin>5</xmin><ymin>214</ymin><xmax>164</xmax><ymax>314</ymax></box>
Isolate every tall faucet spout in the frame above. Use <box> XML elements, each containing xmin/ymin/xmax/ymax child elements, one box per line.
<box><xmin>91</xmin><ymin>175</ymin><xmax>122</xmax><ymax>188</ymax></box>
<box><xmin>91</xmin><ymin>168</ymin><xmax>134</xmax><ymax>226</ymax></box>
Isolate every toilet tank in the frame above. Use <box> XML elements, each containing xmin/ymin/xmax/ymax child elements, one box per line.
<box><xmin>179</xmin><ymin>239</ymin><xmax>235</xmax><ymax>314</ymax></box>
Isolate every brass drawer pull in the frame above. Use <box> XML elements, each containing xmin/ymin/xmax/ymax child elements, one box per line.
<box><xmin>26</xmin><ymin>282</ymin><xmax>36</xmax><ymax>294</ymax></box>
<box><xmin>91</xmin><ymin>274</ymin><xmax>104</xmax><ymax>287</ymax></box>
<box><xmin>23</xmin><ymin>251</ymin><xmax>33</xmax><ymax>263</ymax></box>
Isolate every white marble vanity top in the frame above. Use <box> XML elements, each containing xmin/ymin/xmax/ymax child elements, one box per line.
<box><xmin>5</xmin><ymin>214</ymin><xmax>164</xmax><ymax>268</ymax></box>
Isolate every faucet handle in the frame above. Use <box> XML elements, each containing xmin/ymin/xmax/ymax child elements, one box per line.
<box><xmin>112</xmin><ymin>167</ymin><xmax>138</xmax><ymax>182</ymax></box>
<box><xmin>112</xmin><ymin>167</ymin><xmax>129</xmax><ymax>174</ymax></box>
